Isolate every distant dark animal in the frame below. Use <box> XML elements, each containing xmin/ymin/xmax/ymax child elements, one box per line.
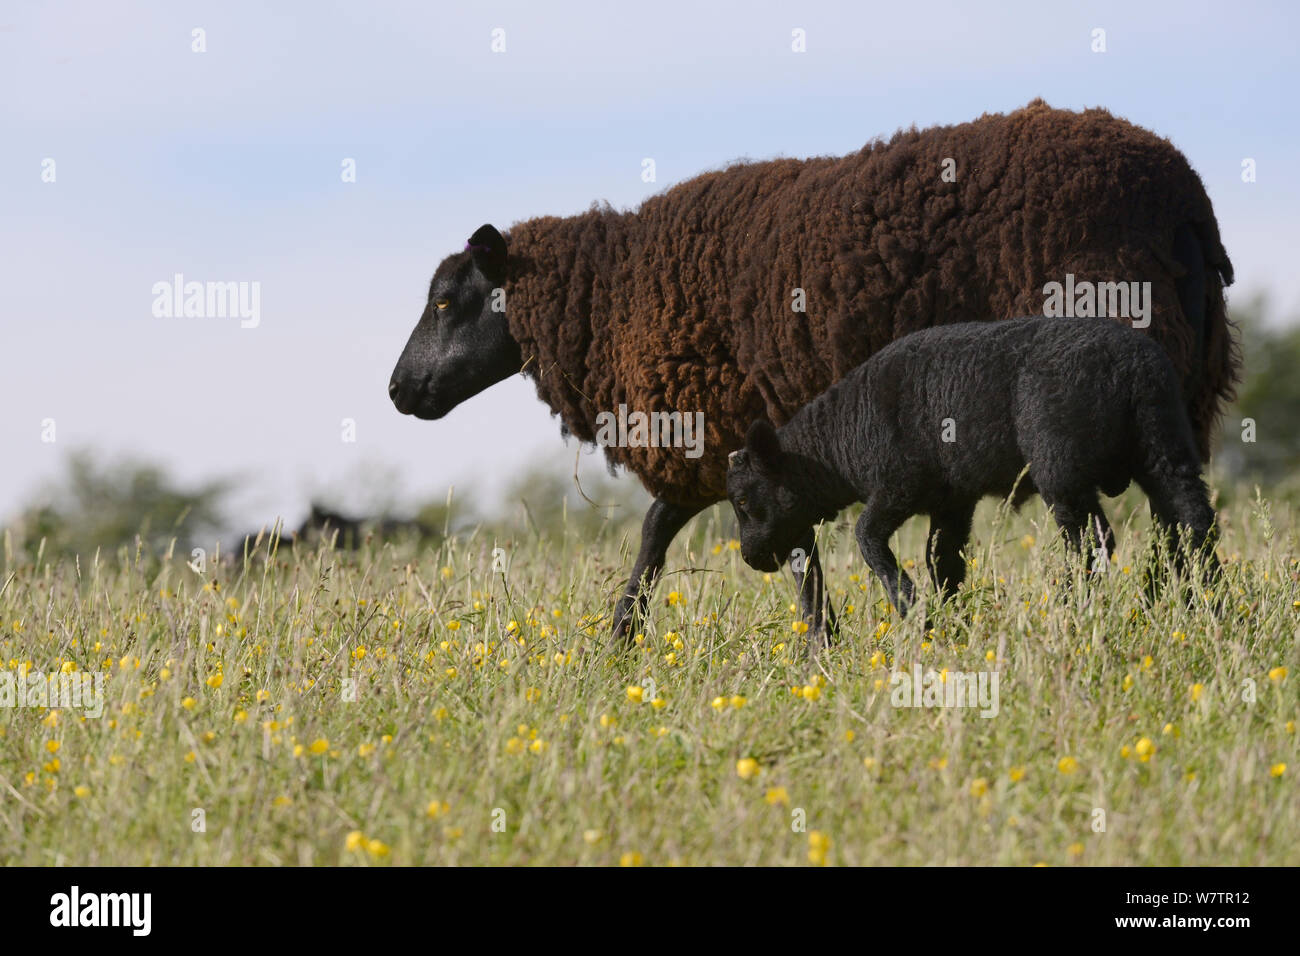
<box><xmin>388</xmin><ymin>100</ymin><xmax>1236</xmax><ymax>640</ymax></box>
<box><xmin>226</xmin><ymin>520</ymin><xmax>297</xmax><ymax>559</ymax></box>
<box><xmin>725</xmin><ymin>316</ymin><xmax>1222</xmax><ymax>634</ymax></box>
<box><xmin>227</xmin><ymin>504</ymin><xmax>436</xmax><ymax>557</ymax></box>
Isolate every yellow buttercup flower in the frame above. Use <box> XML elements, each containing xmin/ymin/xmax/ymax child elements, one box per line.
<box><xmin>736</xmin><ymin>758</ymin><xmax>760</xmax><ymax>780</ymax></box>
<box><xmin>808</xmin><ymin>830</ymin><xmax>831</xmax><ymax>866</ymax></box>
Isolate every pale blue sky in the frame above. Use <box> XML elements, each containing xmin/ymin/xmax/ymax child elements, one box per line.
<box><xmin>2</xmin><ymin>0</ymin><xmax>1297</xmax><ymax>529</ymax></box>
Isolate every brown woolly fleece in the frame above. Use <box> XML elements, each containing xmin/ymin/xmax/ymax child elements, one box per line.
<box><xmin>501</xmin><ymin>99</ymin><xmax>1237</xmax><ymax>508</ymax></box>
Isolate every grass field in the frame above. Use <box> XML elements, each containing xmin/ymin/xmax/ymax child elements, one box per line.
<box><xmin>1</xmin><ymin>485</ymin><xmax>1296</xmax><ymax>866</ymax></box>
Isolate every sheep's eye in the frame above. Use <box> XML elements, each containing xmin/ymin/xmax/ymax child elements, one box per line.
<box><xmin>737</xmin><ymin>497</ymin><xmax>748</xmax><ymax>510</ymax></box>
<box><xmin>435</xmin><ymin>299</ymin><xmax>450</xmax><ymax>311</ymax></box>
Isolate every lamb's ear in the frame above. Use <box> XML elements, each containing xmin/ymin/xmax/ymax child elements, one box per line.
<box><xmin>745</xmin><ymin>420</ymin><xmax>782</xmax><ymax>469</ymax></box>
<box><xmin>467</xmin><ymin>224</ymin><xmax>508</xmax><ymax>281</ymax></box>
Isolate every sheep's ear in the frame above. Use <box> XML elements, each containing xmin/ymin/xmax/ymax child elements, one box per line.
<box><xmin>745</xmin><ymin>420</ymin><xmax>782</xmax><ymax>469</ymax></box>
<box><xmin>467</xmin><ymin>224</ymin><xmax>508</xmax><ymax>281</ymax></box>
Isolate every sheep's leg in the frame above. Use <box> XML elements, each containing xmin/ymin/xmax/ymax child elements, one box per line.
<box><xmin>926</xmin><ymin>502</ymin><xmax>975</xmax><ymax>598</ymax></box>
<box><xmin>790</xmin><ymin>530</ymin><xmax>837</xmax><ymax>650</ymax></box>
<box><xmin>610</xmin><ymin>498</ymin><xmax>705</xmax><ymax>641</ymax></box>
<box><xmin>854</xmin><ymin>508</ymin><xmax>914</xmax><ymax>617</ymax></box>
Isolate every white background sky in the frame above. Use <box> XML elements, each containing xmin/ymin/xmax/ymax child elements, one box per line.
<box><xmin>2</xmin><ymin>0</ymin><xmax>1297</xmax><ymax>530</ymax></box>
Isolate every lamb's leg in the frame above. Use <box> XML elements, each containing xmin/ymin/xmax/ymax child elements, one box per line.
<box><xmin>1041</xmin><ymin>490</ymin><xmax>1113</xmax><ymax>564</ymax></box>
<box><xmin>611</xmin><ymin>498</ymin><xmax>705</xmax><ymax>641</ymax></box>
<box><xmin>1169</xmin><ymin>480</ymin><xmax>1221</xmax><ymax>587</ymax></box>
<box><xmin>1138</xmin><ymin>470</ymin><xmax>1222</xmax><ymax>593</ymax></box>
<box><xmin>790</xmin><ymin>529</ymin><xmax>837</xmax><ymax>650</ymax></box>
<box><xmin>926</xmin><ymin>502</ymin><xmax>975</xmax><ymax>597</ymax></box>
<box><xmin>1141</xmin><ymin>489</ymin><xmax>1183</xmax><ymax>593</ymax></box>
<box><xmin>854</xmin><ymin>508</ymin><xmax>914</xmax><ymax>617</ymax></box>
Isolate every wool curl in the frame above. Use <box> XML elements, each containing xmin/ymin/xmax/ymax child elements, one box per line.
<box><xmin>498</xmin><ymin>99</ymin><xmax>1237</xmax><ymax>508</ymax></box>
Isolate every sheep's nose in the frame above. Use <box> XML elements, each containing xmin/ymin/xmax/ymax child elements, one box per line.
<box><xmin>389</xmin><ymin>376</ymin><xmax>414</xmax><ymax>414</ymax></box>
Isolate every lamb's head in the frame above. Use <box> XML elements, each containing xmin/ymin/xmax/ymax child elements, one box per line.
<box><xmin>725</xmin><ymin>420</ymin><xmax>807</xmax><ymax>573</ymax></box>
<box><xmin>389</xmin><ymin>224</ymin><xmax>522</xmax><ymax>420</ymax></box>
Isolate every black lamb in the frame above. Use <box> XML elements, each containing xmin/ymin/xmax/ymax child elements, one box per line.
<box><xmin>725</xmin><ymin>316</ymin><xmax>1221</xmax><ymax>626</ymax></box>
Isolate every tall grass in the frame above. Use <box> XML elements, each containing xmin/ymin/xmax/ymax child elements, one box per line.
<box><xmin>0</xmin><ymin>485</ymin><xmax>1295</xmax><ymax>865</ymax></box>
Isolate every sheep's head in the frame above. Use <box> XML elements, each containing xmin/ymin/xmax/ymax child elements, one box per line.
<box><xmin>389</xmin><ymin>224</ymin><xmax>522</xmax><ymax>420</ymax></box>
<box><xmin>725</xmin><ymin>420</ymin><xmax>807</xmax><ymax>573</ymax></box>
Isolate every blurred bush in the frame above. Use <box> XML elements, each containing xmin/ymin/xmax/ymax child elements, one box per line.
<box><xmin>3</xmin><ymin>450</ymin><xmax>232</xmax><ymax>564</ymax></box>
<box><xmin>1214</xmin><ymin>293</ymin><xmax>1300</xmax><ymax>500</ymax></box>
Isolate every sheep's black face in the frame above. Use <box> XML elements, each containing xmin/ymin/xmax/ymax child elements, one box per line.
<box><xmin>389</xmin><ymin>224</ymin><xmax>522</xmax><ymax>420</ymax></box>
<box><xmin>726</xmin><ymin>421</ymin><xmax>806</xmax><ymax>573</ymax></box>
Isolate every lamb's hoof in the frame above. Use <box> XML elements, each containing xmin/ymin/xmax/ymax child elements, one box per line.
<box><xmin>609</xmin><ymin>602</ymin><xmax>637</xmax><ymax>644</ymax></box>
<box><xmin>805</xmin><ymin>629</ymin><xmax>830</xmax><ymax>658</ymax></box>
